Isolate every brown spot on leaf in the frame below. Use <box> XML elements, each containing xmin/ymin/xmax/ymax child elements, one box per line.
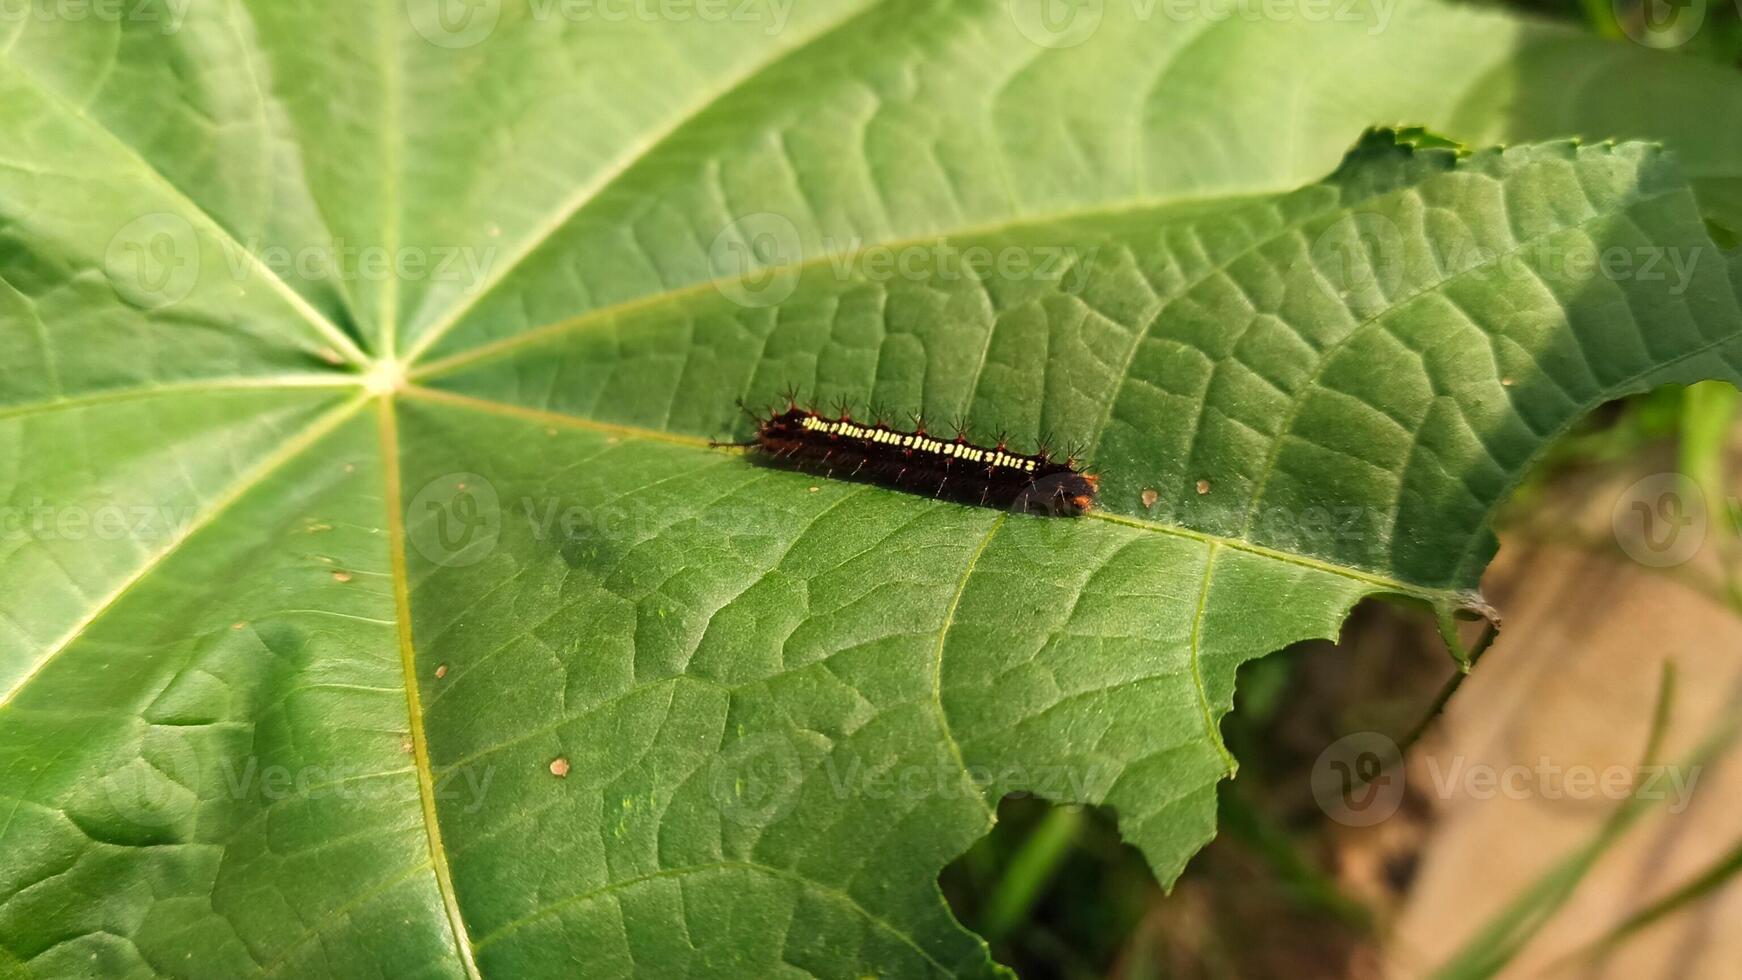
<box><xmin>435</xmin><ymin>664</ymin><xmax>448</xmax><ymax>679</ymax></box>
<box><xmin>1196</xmin><ymin>479</ymin><xmax>1211</xmax><ymax>495</ymax></box>
<box><xmin>1140</xmin><ymin>488</ymin><xmax>1159</xmax><ymax>509</ymax></box>
<box><xmin>331</xmin><ymin>570</ymin><xmax>352</xmax><ymax>583</ymax></box>
<box><xmin>549</xmin><ymin>758</ymin><xmax>570</xmax><ymax>778</ymax></box>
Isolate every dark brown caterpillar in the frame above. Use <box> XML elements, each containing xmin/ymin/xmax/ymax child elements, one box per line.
<box><xmin>718</xmin><ymin>395</ymin><xmax>1099</xmax><ymax>516</ymax></box>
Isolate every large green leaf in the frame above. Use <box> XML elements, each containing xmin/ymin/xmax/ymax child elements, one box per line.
<box><xmin>2</xmin><ymin>2</ymin><xmax>1741</xmax><ymax>977</ymax></box>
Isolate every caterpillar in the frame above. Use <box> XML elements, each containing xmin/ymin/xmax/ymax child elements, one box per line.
<box><xmin>718</xmin><ymin>395</ymin><xmax>1099</xmax><ymax>516</ymax></box>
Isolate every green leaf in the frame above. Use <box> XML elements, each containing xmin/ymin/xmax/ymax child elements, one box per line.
<box><xmin>2</xmin><ymin>3</ymin><xmax>1742</xmax><ymax>977</ymax></box>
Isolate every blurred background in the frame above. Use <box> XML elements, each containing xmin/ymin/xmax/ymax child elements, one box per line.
<box><xmin>938</xmin><ymin>2</ymin><xmax>1742</xmax><ymax>976</ymax></box>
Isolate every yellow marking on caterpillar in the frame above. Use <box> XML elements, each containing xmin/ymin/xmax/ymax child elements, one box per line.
<box><xmin>794</xmin><ymin>414</ymin><xmax>1039</xmax><ymax>472</ymax></box>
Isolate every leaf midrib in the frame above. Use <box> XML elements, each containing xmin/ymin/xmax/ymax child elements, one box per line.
<box><xmin>376</xmin><ymin>398</ymin><xmax>482</xmax><ymax>979</ymax></box>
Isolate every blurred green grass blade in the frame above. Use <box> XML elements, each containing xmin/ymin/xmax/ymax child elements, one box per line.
<box><xmin>1545</xmin><ymin>831</ymin><xmax>1742</xmax><ymax>973</ymax></box>
<box><xmin>981</xmin><ymin>805</ymin><xmax>1085</xmax><ymax>941</ymax></box>
<box><xmin>1217</xmin><ymin>783</ymin><xmax>1372</xmax><ymax>928</ymax></box>
<box><xmin>1430</xmin><ymin>664</ymin><xmax>1742</xmax><ymax>980</ymax></box>
<box><xmin>1679</xmin><ymin>380</ymin><xmax>1741</xmax><ymax>606</ymax></box>
<box><xmin>1679</xmin><ymin>382</ymin><xmax>1739</xmax><ymax>520</ymax></box>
